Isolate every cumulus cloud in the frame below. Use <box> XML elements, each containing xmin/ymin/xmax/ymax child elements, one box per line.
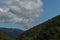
<box><xmin>0</xmin><ymin>0</ymin><xmax>43</xmax><ymax>29</ymax></box>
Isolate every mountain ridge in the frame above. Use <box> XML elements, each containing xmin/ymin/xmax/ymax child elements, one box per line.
<box><xmin>16</xmin><ymin>15</ymin><xmax>60</xmax><ymax>40</ymax></box>
<box><xmin>0</xmin><ymin>28</ymin><xmax>24</xmax><ymax>39</ymax></box>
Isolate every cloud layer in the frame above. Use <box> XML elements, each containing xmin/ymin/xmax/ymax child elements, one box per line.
<box><xmin>0</xmin><ymin>0</ymin><xmax>43</xmax><ymax>29</ymax></box>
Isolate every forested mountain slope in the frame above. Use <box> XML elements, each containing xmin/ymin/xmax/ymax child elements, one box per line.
<box><xmin>0</xmin><ymin>28</ymin><xmax>23</xmax><ymax>38</ymax></box>
<box><xmin>0</xmin><ymin>31</ymin><xmax>13</xmax><ymax>40</ymax></box>
<box><xmin>16</xmin><ymin>15</ymin><xmax>60</xmax><ymax>40</ymax></box>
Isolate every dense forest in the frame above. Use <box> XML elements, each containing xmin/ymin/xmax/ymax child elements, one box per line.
<box><xmin>16</xmin><ymin>15</ymin><xmax>60</xmax><ymax>40</ymax></box>
<box><xmin>0</xmin><ymin>32</ymin><xmax>12</xmax><ymax>40</ymax></box>
<box><xmin>0</xmin><ymin>28</ymin><xmax>23</xmax><ymax>40</ymax></box>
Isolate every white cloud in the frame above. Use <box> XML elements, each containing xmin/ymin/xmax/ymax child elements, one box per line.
<box><xmin>0</xmin><ymin>0</ymin><xmax>43</xmax><ymax>29</ymax></box>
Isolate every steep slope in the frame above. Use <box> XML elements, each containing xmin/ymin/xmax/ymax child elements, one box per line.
<box><xmin>0</xmin><ymin>28</ymin><xmax>23</xmax><ymax>38</ymax></box>
<box><xmin>16</xmin><ymin>15</ymin><xmax>60</xmax><ymax>40</ymax></box>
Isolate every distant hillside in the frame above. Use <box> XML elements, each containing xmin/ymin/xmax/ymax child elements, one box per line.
<box><xmin>16</xmin><ymin>15</ymin><xmax>60</xmax><ymax>40</ymax></box>
<box><xmin>0</xmin><ymin>28</ymin><xmax>23</xmax><ymax>39</ymax></box>
<box><xmin>0</xmin><ymin>31</ymin><xmax>13</xmax><ymax>40</ymax></box>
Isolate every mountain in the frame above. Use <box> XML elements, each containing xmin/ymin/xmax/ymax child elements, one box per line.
<box><xmin>0</xmin><ymin>28</ymin><xmax>24</xmax><ymax>39</ymax></box>
<box><xmin>0</xmin><ymin>31</ymin><xmax>13</xmax><ymax>40</ymax></box>
<box><xmin>16</xmin><ymin>15</ymin><xmax>60</xmax><ymax>40</ymax></box>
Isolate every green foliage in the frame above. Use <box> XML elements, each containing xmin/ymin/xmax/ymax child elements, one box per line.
<box><xmin>16</xmin><ymin>15</ymin><xmax>60</xmax><ymax>40</ymax></box>
<box><xmin>0</xmin><ymin>28</ymin><xmax>23</xmax><ymax>40</ymax></box>
<box><xmin>0</xmin><ymin>32</ymin><xmax>11</xmax><ymax>40</ymax></box>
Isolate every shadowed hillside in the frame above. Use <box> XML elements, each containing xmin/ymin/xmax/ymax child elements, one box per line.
<box><xmin>0</xmin><ymin>28</ymin><xmax>23</xmax><ymax>38</ymax></box>
<box><xmin>16</xmin><ymin>15</ymin><xmax>60</xmax><ymax>40</ymax></box>
<box><xmin>0</xmin><ymin>28</ymin><xmax>23</xmax><ymax>40</ymax></box>
<box><xmin>0</xmin><ymin>31</ymin><xmax>13</xmax><ymax>40</ymax></box>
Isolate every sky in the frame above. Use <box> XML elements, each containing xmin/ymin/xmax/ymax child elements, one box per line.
<box><xmin>0</xmin><ymin>0</ymin><xmax>60</xmax><ymax>30</ymax></box>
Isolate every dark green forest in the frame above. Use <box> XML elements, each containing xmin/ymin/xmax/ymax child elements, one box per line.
<box><xmin>0</xmin><ymin>28</ymin><xmax>23</xmax><ymax>40</ymax></box>
<box><xmin>0</xmin><ymin>32</ymin><xmax>12</xmax><ymax>40</ymax></box>
<box><xmin>16</xmin><ymin>15</ymin><xmax>60</xmax><ymax>40</ymax></box>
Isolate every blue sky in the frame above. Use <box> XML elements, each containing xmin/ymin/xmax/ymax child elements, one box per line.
<box><xmin>36</xmin><ymin>0</ymin><xmax>60</xmax><ymax>23</ymax></box>
<box><xmin>0</xmin><ymin>0</ymin><xmax>60</xmax><ymax>30</ymax></box>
